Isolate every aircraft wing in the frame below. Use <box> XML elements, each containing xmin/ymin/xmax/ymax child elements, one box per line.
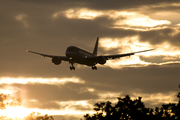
<box><xmin>26</xmin><ymin>50</ymin><xmax>69</xmax><ymax>61</ymax></box>
<box><xmin>103</xmin><ymin>49</ymin><xmax>154</xmax><ymax>60</ymax></box>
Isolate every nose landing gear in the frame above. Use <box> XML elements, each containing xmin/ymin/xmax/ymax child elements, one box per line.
<box><xmin>92</xmin><ymin>66</ymin><xmax>97</xmax><ymax>70</ymax></box>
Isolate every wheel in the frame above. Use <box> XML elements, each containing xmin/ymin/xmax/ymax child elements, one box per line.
<box><xmin>70</xmin><ymin>66</ymin><xmax>75</xmax><ymax>70</ymax></box>
<box><xmin>94</xmin><ymin>66</ymin><xmax>97</xmax><ymax>70</ymax></box>
<box><xmin>72</xmin><ymin>66</ymin><xmax>75</xmax><ymax>70</ymax></box>
<box><xmin>92</xmin><ymin>66</ymin><xmax>97</xmax><ymax>70</ymax></box>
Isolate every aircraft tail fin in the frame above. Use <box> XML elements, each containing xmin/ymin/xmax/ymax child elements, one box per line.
<box><xmin>93</xmin><ymin>37</ymin><xmax>99</xmax><ymax>56</ymax></box>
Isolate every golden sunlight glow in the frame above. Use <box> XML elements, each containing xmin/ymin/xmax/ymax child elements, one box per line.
<box><xmin>100</xmin><ymin>36</ymin><xmax>152</xmax><ymax>53</ymax></box>
<box><xmin>106</xmin><ymin>56</ymin><xmax>150</xmax><ymax>69</ymax></box>
<box><xmin>98</xmin><ymin>92</ymin><xmax>122</xmax><ymax>99</ymax></box>
<box><xmin>100</xmin><ymin>36</ymin><xmax>180</xmax><ymax>56</ymax></box>
<box><xmin>133</xmin><ymin>92</ymin><xmax>178</xmax><ymax>106</ymax></box>
<box><xmin>0</xmin><ymin>89</ymin><xmax>12</xmax><ymax>95</ymax></box>
<box><xmin>0</xmin><ymin>106</ymin><xmax>31</xmax><ymax>119</ymax></box>
<box><xmin>110</xmin><ymin>12</ymin><xmax>171</xmax><ymax>28</ymax></box>
<box><xmin>99</xmin><ymin>36</ymin><xmax>153</xmax><ymax>69</ymax></box>
<box><xmin>56</xmin><ymin>8</ymin><xmax>171</xmax><ymax>30</ymax></box>
<box><xmin>100</xmin><ymin>38</ymin><xmax>120</xmax><ymax>49</ymax></box>
<box><xmin>53</xmin><ymin>8</ymin><xmax>103</xmax><ymax>20</ymax></box>
<box><xmin>0</xmin><ymin>77</ymin><xmax>85</xmax><ymax>85</ymax></box>
<box><xmin>56</xmin><ymin>100</ymin><xmax>90</xmax><ymax>107</ymax></box>
<box><xmin>148</xmin><ymin>11</ymin><xmax>180</xmax><ymax>26</ymax></box>
<box><xmin>98</xmin><ymin>36</ymin><xmax>180</xmax><ymax>69</ymax></box>
<box><xmin>87</xmin><ymin>88</ymin><xmax>95</xmax><ymax>92</ymax></box>
<box><xmin>98</xmin><ymin>91</ymin><xmax>178</xmax><ymax>107</ymax></box>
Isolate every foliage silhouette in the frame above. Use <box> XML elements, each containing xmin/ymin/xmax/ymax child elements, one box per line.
<box><xmin>0</xmin><ymin>93</ymin><xmax>22</xmax><ymax>110</ymax></box>
<box><xmin>24</xmin><ymin>112</ymin><xmax>54</xmax><ymax>120</ymax></box>
<box><xmin>84</xmin><ymin>85</ymin><xmax>180</xmax><ymax>120</ymax></box>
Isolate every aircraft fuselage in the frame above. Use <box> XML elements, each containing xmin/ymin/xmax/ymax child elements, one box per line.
<box><xmin>65</xmin><ymin>46</ymin><xmax>96</xmax><ymax>66</ymax></box>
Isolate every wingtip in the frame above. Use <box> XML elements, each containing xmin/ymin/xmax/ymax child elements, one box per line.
<box><xmin>148</xmin><ymin>48</ymin><xmax>156</xmax><ymax>51</ymax></box>
<box><xmin>134</xmin><ymin>48</ymin><xmax>155</xmax><ymax>54</ymax></box>
<box><xmin>25</xmin><ymin>49</ymin><xmax>29</xmax><ymax>52</ymax></box>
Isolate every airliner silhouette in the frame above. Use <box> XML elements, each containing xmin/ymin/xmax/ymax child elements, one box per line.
<box><xmin>27</xmin><ymin>37</ymin><xmax>153</xmax><ymax>70</ymax></box>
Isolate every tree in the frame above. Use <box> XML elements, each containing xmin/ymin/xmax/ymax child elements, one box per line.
<box><xmin>83</xmin><ymin>85</ymin><xmax>180</xmax><ymax>120</ymax></box>
<box><xmin>24</xmin><ymin>112</ymin><xmax>54</xmax><ymax>120</ymax></box>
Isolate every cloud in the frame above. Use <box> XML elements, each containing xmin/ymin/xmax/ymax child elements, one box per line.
<box><xmin>0</xmin><ymin>77</ymin><xmax>84</xmax><ymax>85</ymax></box>
<box><xmin>53</xmin><ymin>8</ymin><xmax>103</xmax><ymax>20</ymax></box>
<box><xmin>12</xmin><ymin>83</ymin><xmax>99</xmax><ymax>102</ymax></box>
<box><xmin>139</xmin><ymin>92</ymin><xmax>178</xmax><ymax>107</ymax></box>
<box><xmin>54</xmin><ymin>9</ymin><xmax>171</xmax><ymax>30</ymax></box>
<box><xmin>111</xmin><ymin>12</ymin><xmax>171</xmax><ymax>28</ymax></box>
<box><xmin>1</xmin><ymin>1</ymin><xmax>180</xmax><ymax>119</ymax></box>
<box><xmin>16</xmin><ymin>14</ymin><xmax>29</xmax><ymax>28</ymax></box>
<box><xmin>97</xmin><ymin>36</ymin><xmax>180</xmax><ymax>69</ymax></box>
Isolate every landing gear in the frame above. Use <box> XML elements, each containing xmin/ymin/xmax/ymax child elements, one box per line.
<box><xmin>69</xmin><ymin>63</ymin><xmax>75</xmax><ymax>70</ymax></box>
<box><xmin>70</xmin><ymin>66</ymin><xmax>75</xmax><ymax>70</ymax></box>
<box><xmin>92</xmin><ymin>66</ymin><xmax>97</xmax><ymax>70</ymax></box>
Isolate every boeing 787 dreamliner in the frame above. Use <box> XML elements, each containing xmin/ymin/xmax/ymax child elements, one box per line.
<box><xmin>26</xmin><ymin>37</ymin><xmax>153</xmax><ymax>70</ymax></box>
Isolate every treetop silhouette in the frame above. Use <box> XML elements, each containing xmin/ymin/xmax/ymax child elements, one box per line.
<box><xmin>84</xmin><ymin>85</ymin><xmax>180</xmax><ymax>120</ymax></box>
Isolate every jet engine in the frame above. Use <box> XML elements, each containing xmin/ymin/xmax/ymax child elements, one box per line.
<box><xmin>97</xmin><ymin>56</ymin><xmax>106</xmax><ymax>65</ymax></box>
<box><xmin>52</xmin><ymin>57</ymin><xmax>61</xmax><ymax>65</ymax></box>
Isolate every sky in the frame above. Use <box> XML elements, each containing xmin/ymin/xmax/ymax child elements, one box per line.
<box><xmin>0</xmin><ymin>0</ymin><xmax>180</xmax><ymax>119</ymax></box>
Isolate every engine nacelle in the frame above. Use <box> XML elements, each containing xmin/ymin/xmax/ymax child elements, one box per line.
<box><xmin>52</xmin><ymin>57</ymin><xmax>61</xmax><ymax>65</ymax></box>
<box><xmin>97</xmin><ymin>56</ymin><xmax>106</xmax><ymax>65</ymax></box>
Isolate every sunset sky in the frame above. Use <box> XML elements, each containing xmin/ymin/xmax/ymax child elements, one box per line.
<box><xmin>1</xmin><ymin>0</ymin><xmax>180</xmax><ymax>119</ymax></box>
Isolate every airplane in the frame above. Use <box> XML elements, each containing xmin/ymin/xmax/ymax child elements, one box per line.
<box><xmin>26</xmin><ymin>37</ymin><xmax>153</xmax><ymax>70</ymax></box>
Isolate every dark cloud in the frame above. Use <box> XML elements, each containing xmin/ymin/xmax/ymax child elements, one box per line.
<box><xmin>138</xmin><ymin>28</ymin><xmax>180</xmax><ymax>45</ymax></box>
<box><xmin>53</xmin><ymin>115</ymin><xmax>82</xmax><ymax>120</ymax></box>
<box><xmin>74</xmin><ymin>63</ymin><xmax>180</xmax><ymax>94</ymax></box>
<box><xmin>13</xmin><ymin>83</ymin><xmax>99</xmax><ymax>102</ymax></box>
<box><xmin>140</xmin><ymin>55</ymin><xmax>180</xmax><ymax>64</ymax></box>
<box><xmin>70</xmin><ymin>104</ymin><xmax>92</xmax><ymax>111</ymax></box>
<box><xmin>25</xmin><ymin>101</ymin><xmax>60</xmax><ymax>109</ymax></box>
<box><xmin>144</xmin><ymin>96</ymin><xmax>178</xmax><ymax>108</ymax></box>
<box><xmin>144</xmin><ymin>4</ymin><xmax>180</xmax><ymax>13</ymax></box>
<box><xmin>14</xmin><ymin>0</ymin><xmax>180</xmax><ymax>11</ymax></box>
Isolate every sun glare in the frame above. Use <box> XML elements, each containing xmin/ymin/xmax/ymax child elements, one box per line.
<box><xmin>0</xmin><ymin>106</ymin><xmax>31</xmax><ymax>119</ymax></box>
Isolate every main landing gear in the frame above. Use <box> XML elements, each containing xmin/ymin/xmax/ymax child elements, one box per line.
<box><xmin>70</xmin><ymin>66</ymin><xmax>75</xmax><ymax>70</ymax></box>
<box><xmin>92</xmin><ymin>66</ymin><xmax>97</xmax><ymax>70</ymax></box>
<box><xmin>70</xmin><ymin>63</ymin><xmax>75</xmax><ymax>70</ymax></box>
